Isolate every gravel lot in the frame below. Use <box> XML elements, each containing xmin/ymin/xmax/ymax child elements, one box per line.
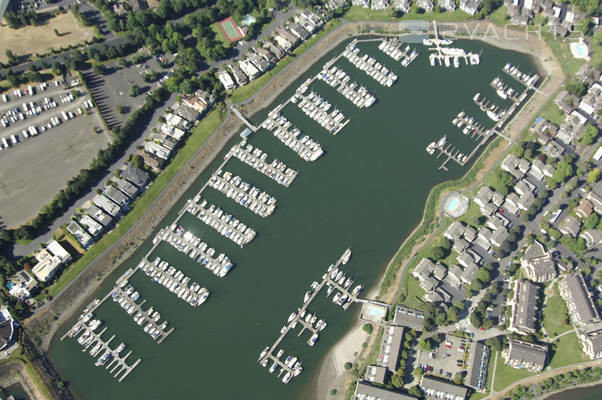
<box><xmin>0</xmin><ymin>110</ymin><xmax>109</xmax><ymax>227</ymax></box>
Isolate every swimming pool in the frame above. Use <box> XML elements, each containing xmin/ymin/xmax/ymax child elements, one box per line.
<box><xmin>447</xmin><ymin>197</ymin><xmax>460</xmax><ymax>212</ymax></box>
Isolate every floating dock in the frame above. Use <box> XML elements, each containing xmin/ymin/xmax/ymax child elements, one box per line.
<box><xmin>342</xmin><ymin>41</ymin><xmax>398</xmax><ymax>87</ymax></box>
<box><xmin>258</xmin><ymin>248</ymin><xmax>364</xmax><ymax>384</ymax></box>
<box><xmin>452</xmin><ymin>111</ymin><xmax>490</xmax><ymax>139</ymax></box>
<box><xmin>228</xmin><ymin>140</ymin><xmax>298</xmax><ymax>186</ymax></box>
<box><xmin>139</xmin><ymin>257</ymin><xmax>210</xmax><ymax>306</ymax></box>
<box><xmin>61</xmin><ymin>317</ymin><xmax>141</xmax><ymax>382</ymax></box>
<box><xmin>208</xmin><ymin>170</ymin><xmax>277</xmax><ymax>217</ymax></box>
<box><xmin>187</xmin><ymin>197</ymin><xmax>256</xmax><ymax>247</ymax></box>
<box><xmin>292</xmin><ymin>89</ymin><xmax>350</xmax><ymax>135</ymax></box>
<box><xmin>317</xmin><ymin>65</ymin><xmax>376</xmax><ymax>108</ymax></box>
<box><xmin>154</xmin><ymin>225</ymin><xmax>234</xmax><ymax>277</ymax></box>
<box><xmin>262</xmin><ymin>113</ymin><xmax>324</xmax><ymax>161</ymax></box>
<box><xmin>110</xmin><ymin>281</ymin><xmax>175</xmax><ymax>344</ymax></box>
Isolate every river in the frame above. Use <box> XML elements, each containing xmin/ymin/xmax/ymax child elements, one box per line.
<box><xmin>545</xmin><ymin>384</ymin><xmax>602</xmax><ymax>400</ymax></box>
<box><xmin>48</xmin><ymin>37</ymin><xmax>536</xmax><ymax>399</ymax></box>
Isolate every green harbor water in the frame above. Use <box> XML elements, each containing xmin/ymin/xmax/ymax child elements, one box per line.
<box><xmin>48</xmin><ymin>37</ymin><xmax>537</xmax><ymax>399</ymax></box>
<box><xmin>545</xmin><ymin>385</ymin><xmax>602</xmax><ymax>400</ymax></box>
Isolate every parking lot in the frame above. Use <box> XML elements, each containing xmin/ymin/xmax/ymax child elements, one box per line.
<box><xmin>417</xmin><ymin>334</ymin><xmax>470</xmax><ymax>380</ymax></box>
<box><xmin>0</xmin><ymin>110</ymin><xmax>108</xmax><ymax>227</ymax></box>
<box><xmin>85</xmin><ymin>56</ymin><xmax>172</xmax><ymax>129</ymax></box>
<box><xmin>0</xmin><ymin>80</ymin><xmax>94</xmax><ymax>149</ymax></box>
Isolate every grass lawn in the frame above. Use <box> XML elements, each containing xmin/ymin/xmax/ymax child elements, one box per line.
<box><xmin>15</xmin><ymin>239</ymin><xmax>32</xmax><ymax>246</ymax></box>
<box><xmin>24</xmin><ymin>363</ymin><xmax>54</xmax><ymax>399</ymax></box>
<box><xmin>542</xmin><ymin>31</ymin><xmax>585</xmax><ymax>75</ymax></box>
<box><xmin>0</xmin><ymin>12</ymin><xmax>95</xmax><ymax>63</ymax></box>
<box><xmin>591</xmin><ymin>30</ymin><xmax>602</xmax><ymax>68</ymax></box>
<box><xmin>538</xmin><ymin>99</ymin><xmax>566</xmax><ymax>126</ymax></box>
<box><xmin>230</xmin><ymin>20</ymin><xmax>341</xmax><ymax>104</ymax></box>
<box><xmin>47</xmin><ymin>110</ymin><xmax>223</xmax><ymax>297</ymax></box>
<box><xmin>549</xmin><ymin>331</ymin><xmax>587</xmax><ymax>368</ymax></box>
<box><xmin>487</xmin><ymin>6</ymin><xmax>509</xmax><ymax>26</ymax></box>
<box><xmin>493</xmin><ymin>351</ymin><xmax>536</xmax><ymax>392</ymax></box>
<box><xmin>542</xmin><ymin>294</ymin><xmax>572</xmax><ymax>337</ymax></box>
<box><xmin>343</xmin><ymin>5</ymin><xmax>472</xmax><ymax>22</ymax></box>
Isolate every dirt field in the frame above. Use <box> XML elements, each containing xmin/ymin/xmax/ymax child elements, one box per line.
<box><xmin>0</xmin><ymin>110</ymin><xmax>109</xmax><ymax>228</ymax></box>
<box><xmin>0</xmin><ymin>12</ymin><xmax>95</xmax><ymax>63</ymax></box>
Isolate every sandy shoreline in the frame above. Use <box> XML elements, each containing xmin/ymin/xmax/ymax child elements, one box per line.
<box><xmin>24</xmin><ymin>18</ymin><xmax>565</xmax><ymax>400</ymax></box>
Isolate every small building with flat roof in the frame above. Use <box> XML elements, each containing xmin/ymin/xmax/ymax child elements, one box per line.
<box><xmin>465</xmin><ymin>341</ymin><xmax>490</xmax><ymax>392</ymax></box>
<box><xmin>420</xmin><ymin>375</ymin><xmax>468</xmax><ymax>400</ymax></box>
<box><xmin>8</xmin><ymin>270</ymin><xmax>38</xmax><ymax>299</ymax></box>
<box><xmin>376</xmin><ymin>326</ymin><xmax>404</xmax><ymax>372</ymax></box>
<box><xmin>92</xmin><ymin>194</ymin><xmax>120</xmax><ymax>217</ymax></box>
<box><xmin>393</xmin><ymin>305</ymin><xmax>425</xmax><ymax>331</ymax></box>
<box><xmin>32</xmin><ymin>240</ymin><xmax>72</xmax><ymax>282</ymax></box>
<box><xmin>83</xmin><ymin>205</ymin><xmax>112</xmax><ymax>227</ymax></box>
<box><xmin>508</xmin><ymin>279</ymin><xmax>540</xmax><ymax>335</ymax></box>
<box><xmin>364</xmin><ymin>364</ymin><xmax>388</xmax><ymax>385</ymax></box>
<box><xmin>354</xmin><ymin>381</ymin><xmax>416</xmax><ymax>400</ymax></box>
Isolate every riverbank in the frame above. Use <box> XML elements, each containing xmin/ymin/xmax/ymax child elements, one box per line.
<box><xmin>312</xmin><ymin>20</ymin><xmax>564</xmax><ymax>400</ymax></box>
<box><xmin>487</xmin><ymin>359</ymin><xmax>602</xmax><ymax>400</ymax></box>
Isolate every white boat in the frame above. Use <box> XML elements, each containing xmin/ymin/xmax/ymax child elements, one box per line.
<box><xmin>422</xmin><ymin>38</ymin><xmax>433</xmax><ymax>46</ymax></box>
<box><xmin>276</xmin><ymin>349</ymin><xmax>284</xmax><ymax>358</ymax></box>
<box><xmin>261</xmin><ymin>358</ymin><xmax>269</xmax><ymax>367</ymax></box>
<box><xmin>426</xmin><ymin>141</ymin><xmax>436</xmax><ymax>155</ymax></box>
<box><xmin>259</xmin><ymin>346</ymin><xmax>269</xmax><ymax>361</ymax></box>
<box><xmin>282</xmin><ymin>372</ymin><xmax>292</xmax><ymax>384</ymax></box>
<box><xmin>269</xmin><ymin>361</ymin><xmax>278</xmax><ymax>373</ymax></box>
<box><xmin>327</xmin><ymin>285</ymin><xmax>334</xmax><ymax>296</ymax></box>
<box><xmin>303</xmin><ymin>291</ymin><xmax>312</xmax><ymax>303</ymax></box>
<box><xmin>341</xmin><ymin>248</ymin><xmax>351</xmax><ymax>264</ymax></box>
<box><xmin>287</xmin><ymin>313</ymin><xmax>296</xmax><ymax>323</ymax></box>
<box><xmin>437</xmin><ymin>135</ymin><xmax>447</xmax><ymax>148</ymax></box>
<box><xmin>308</xmin><ymin>333</ymin><xmax>318</xmax><ymax>347</ymax></box>
<box><xmin>333</xmin><ymin>292</ymin><xmax>341</xmax><ymax>303</ymax></box>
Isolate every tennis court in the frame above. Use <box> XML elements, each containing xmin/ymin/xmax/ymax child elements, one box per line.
<box><xmin>217</xmin><ymin>17</ymin><xmax>244</xmax><ymax>42</ymax></box>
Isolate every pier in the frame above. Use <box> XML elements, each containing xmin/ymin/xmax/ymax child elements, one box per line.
<box><xmin>293</xmin><ymin>89</ymin><xmax>350</xmax><ymax>135</ymax></box>
<box><xmin>187</xmin><ymin>198</ymin><xmax>256</xmax><ymax>247</ymax></box>
<box><xmin>208</xmin><ymin>170</ymin><xmax>277</xmax><ymax>217</ymax></box>
<box><xmin>502</xmin><ymin>63</ymin><xmax>543</xmax><ymax>94</ymax></box>
<box><xmin>111</xmin><ymin>282</ymin><xmax>175</xmax><ymax>344</ymax></box>
<box><xmin>156</xmin><ymin>224</ymin><xmax>234</xmax><ymax>276</ymax></box>
<box><xmin>228</xmin><ymin>140</ymin><xmax>298</xmax><ymax>186</ymax></box>
<box><xmin>318</xmin><ymin>65</ymin><xmax>376</xmax><ymax>108</ymax></box>
<box><xmin>426</xmin><ymin>21</ymin><xmax>480</xmax><ymax>68</ymax></box>
<box><xmin>452</xmin><ymin>111</ymin><xmax>490</xmax><ymax>139</ymax></box>
<box><xmin>342</xmin><ymin>41</ymin><xmax>398</xmax><ymax>87</ymax></box>
<box><xmin>262</xmin><ymin>112</ymin><xmax>324</xmax><ymax>162</ymax></box>
<box><xmin>140</xmin><ymin>258</ymin><xmax>211</xmax><ymax>305</ymax></box>
<box><xmin>258</xmin><ymin>248</ymin><xmax>365</xmax><ymax>384</ymax></box>
<box><xmin>231</xmin><ymin>105</ymin><xmax>258</xmax><ymax>132</ymax></box>
<box><xmin>61</xmin><ymin>317</ymin><xmax>141</xmax><ymax>382</ymax></box>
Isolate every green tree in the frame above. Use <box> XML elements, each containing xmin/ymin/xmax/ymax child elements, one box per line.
<box><xmin>343</xmin><ymin>362</ymin><xmax>352</xmax><ymax>370</ymax></box>
<box><xmin>362</xmin><ymin>323</ymin><xmax>373</xmax><ymax>334</ymax></box>
<box><xmin>587</xmin><ymin>168</ymin><xmax>600</xmax><ymax>184</ymax></box>
<box><xmin>579</xmin><ymin>124</ymin><xmax>599</xmax><ymax>146</ymax></box>
<box><xmin>413</xmin><ymin>367</ymin><xmax>424</xmax><ymax>379</ymax></box>
<box><xmin>584</xmin><ymin>214</ymin><xmax>600</xmax><ymax>230</ymax></box>
<box><xmin>408</xmin><ymin>386</ymin><xmax>423</xmax><ymax>398</ymax></box>
<box><xmin>566</xmin><ymin>77</ymin><xmax>587</xmax><ymax>97</ymax></box>
<box><xmin>430</xmin><ymin>247</ymin><xmax>445</xmax><ymax>260</ymax></box>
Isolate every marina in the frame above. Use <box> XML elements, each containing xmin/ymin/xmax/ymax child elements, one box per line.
<box><xmin>61</xmin><ymin>300</ymin><xmax>141</xmax><ymax>382</ymax></box>
<box><xmin>377</xmin><ymin>37</ymin><xmax>419</xmax><ymax>67</ymax></box>
<box><xmin>110</xmin><ymin>281</ymin><xmax>175</xmax><ymax>344</ymax></box>
<box><xmin>425</xmin><ymin>21</ymin><xmax>480</xmax><ymax>68</ymax></box>
<box><xmin>291</xmin><ymin>89</ymin><xmax>350</xmax><ymax>135</ymax></box>
<box><xmin>261</xmin><ymin>112</ymin><xmax>324</xmax><ymax>161</ymax></box>
<box><xmin>228</xmin><ymin>140</ymin><xmax>298</xmax><ymax>187</ymax></box>
<box><xmin>208</xmin><ymin>170</ymin><xmax>277</xmax><ymax>217</ymax></box>
<box><xmin>257</xmin><ymin>248</ymin><xmax>363</xmax><ymax>384</ymax></box>
<box><xmin>139</xmin><ymin>257</ymin><xmax>210</xmax><ymax>306</ymax></box>
<box><xmin>452</xmin><ymin>111</ymin><xmax>490</xmax><ymax>139</ymax></box>
<box><xmin>154</xmin><ymin>225</ymin><xmax>234</xmax><ymax>277</ymax></box>
<box><xmin>50</xmin><ymin>36</ymin><xmax>540</xmax><ymax>400</ymax></box>
<box><xmin>342</xmin><ymin>41</ymin><xmax>398</xmax><ymax>87</ymax></box>
<box><xmin>317</xmin><ymin>65</ymin><xmax>376</xmax><ymax>108</ymax></box>
<box><xmin>188</xmin><ymin>198</ymin><xmax>257</xmax><ymax>247</ymax></box>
